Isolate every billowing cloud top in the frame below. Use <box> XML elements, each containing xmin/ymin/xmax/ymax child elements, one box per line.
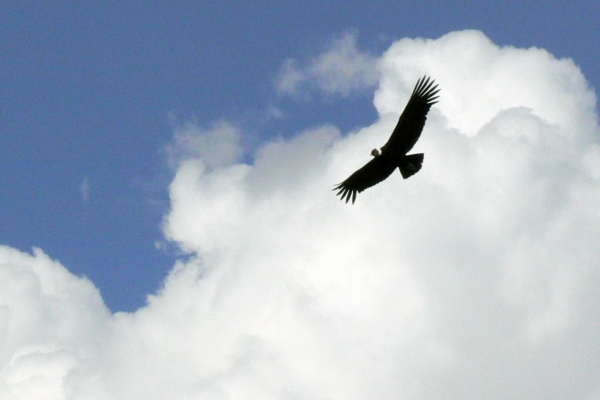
<box><xmin>2</xmin><ymin>30</ymin><xmax>600</xmax><ymax>400</ymax></box>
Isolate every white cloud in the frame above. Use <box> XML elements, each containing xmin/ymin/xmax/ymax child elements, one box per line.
<box><xmin>276</xmin><ymin>30</ymin><xmax>379</xmax><ymax>97</ymax></box>
<box><xmin>2</xmin><ymin>30</ymin><xmax>600</xmax><ymax>399</ymax></box>
<box><xmin>0</xmin><ymin>246</ymin><xmax>110</xmax><ymax>400</ymax></box>
<box><xmin>374</xmin><ymin>31</ymin><xmax>597</xmax><ymax>139</ymax></box>
<box><xmin>165</xmin><ymin>120</ymin><xmax>243</xmax><ymax>170</ymax></box>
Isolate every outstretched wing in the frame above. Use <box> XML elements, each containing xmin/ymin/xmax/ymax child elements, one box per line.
<box><xmin>381</xmin><ymin>76</ymin><xmax>440</xmax><ymax>155</ymax></box>
<box><xmin>333</xmin><ymin>157</ymin><xmax>397</xmax><ymax>204</ymax></box>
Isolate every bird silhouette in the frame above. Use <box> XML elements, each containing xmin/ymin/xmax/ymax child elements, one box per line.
<box><xmin>334</xmin><ymin>76</ymin><xmax>440</xmax><ymax>204</ymax></box>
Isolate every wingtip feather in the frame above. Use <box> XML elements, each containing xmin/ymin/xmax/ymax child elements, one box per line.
<box><xmin>412</xmin><ymin>75</ymin><xmax>440</xmax><ymax>105</ymax></box>
<box><xmin>333</xmin><ymin>183</ymin><xmax>358</xmax><ymax>204</ymax></box>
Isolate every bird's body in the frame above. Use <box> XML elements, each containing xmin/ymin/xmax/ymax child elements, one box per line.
<box><xmin>334</xmin><ymin>76</ymin><xmax>440</xmax><ymax>204</ymax></box>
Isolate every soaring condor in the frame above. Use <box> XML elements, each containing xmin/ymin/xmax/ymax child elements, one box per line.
<box><xmin>334</xmin><ymin>76</ymin><xmax>440</xmax><ymax>204</ymax></box>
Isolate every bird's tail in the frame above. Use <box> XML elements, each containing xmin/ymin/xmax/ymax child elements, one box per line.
<box><xmin>398</xmin><ymin>153</ymin><xmax>424</xmax><ymax>179</ymax></box>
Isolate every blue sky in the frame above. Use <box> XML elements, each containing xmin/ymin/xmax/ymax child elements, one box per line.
<box><xmin>1</xmin><ymin>2</ymin><xmax>598</xmax><ymax>313</ymax></box>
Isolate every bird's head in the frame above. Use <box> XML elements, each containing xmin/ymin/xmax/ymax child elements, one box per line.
<box><xmin>371</xmin><ymin>148</ymin><xmax>381</xmax><ymax>157</ymax></box>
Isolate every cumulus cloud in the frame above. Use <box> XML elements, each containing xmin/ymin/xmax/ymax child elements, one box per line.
<box><xmin>276</xmin><ymin>30</ymin><xmax>379</xmax><ymax>97</ymax></box>
<box><xmin>2</xmin><ymin>30</ymin><xmax>600</xmax><ymax>399</ymax></box>
<box><xmin>0</xmin><ymin>246</ymin><xmax>110</xmax><ymax>400</ymax></box>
